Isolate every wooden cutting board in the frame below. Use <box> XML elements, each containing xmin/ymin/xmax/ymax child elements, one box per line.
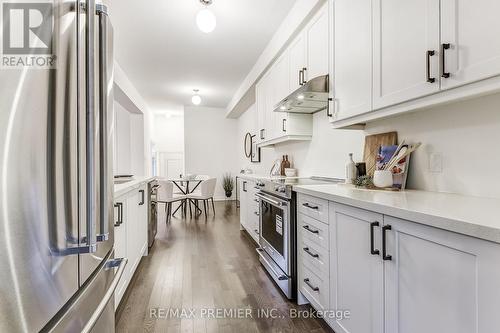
<box><xmin>363</xmin><ymin>132</ymin><xmax>398</xmax><ymax>176</ymax></box>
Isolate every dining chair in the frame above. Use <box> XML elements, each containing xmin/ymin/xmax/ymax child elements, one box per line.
<box><xmin>156</xmin><ymin>180</ymin><xmax>185</xmax><ymax>224</ymax></box>
<box><xmin>186</xmin><ymin>178</ymin><xmax>217</xmax><ymax>218</ymax></box>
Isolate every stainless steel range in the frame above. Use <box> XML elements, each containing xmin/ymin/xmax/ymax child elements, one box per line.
<box><xmin>255</xmin><ymin>177</ymin><xmax>342</xmax><ymax>299</ymax></box>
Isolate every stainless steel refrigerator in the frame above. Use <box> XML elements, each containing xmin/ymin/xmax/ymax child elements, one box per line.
<box><xmin>0</xmin><ymin>1</ymin><xmax>126</xmax><ymax>332</ymax></box>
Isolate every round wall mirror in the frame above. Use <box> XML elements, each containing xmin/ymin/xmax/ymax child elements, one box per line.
<box><xmin>244</xmin><ymin>132</ymin><xmax>252</xmax><ymax>158</ymax></box>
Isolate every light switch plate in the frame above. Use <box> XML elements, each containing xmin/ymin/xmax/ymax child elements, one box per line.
<box><xmin>429</xmin><ymin>153</ymin><xmax>443</xmax><ymax>173</ymax></box>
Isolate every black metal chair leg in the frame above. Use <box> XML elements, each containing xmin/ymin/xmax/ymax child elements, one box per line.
<box><xmin>203</xmin><ymin>200</ymin><xmax>207</xmax><ymax>219</ymax></box>
<box><xmin>172</xmin><ymin>201</ymin><xmax>182</xmax><ymax>216</ymax></box>
<box><xmin>168</xmin><ymin>202</ymin><xmax>172</xmax><ymax>223</ymax></box>
<box><xmin>189</xmin><ymin>199</ymin><xmax>192</xmax><ymax>218</ymax></box>
<box><xmin>211</xmin><ymin>197</ymin><xmax>215</xmax><ymax>216</ymax></box>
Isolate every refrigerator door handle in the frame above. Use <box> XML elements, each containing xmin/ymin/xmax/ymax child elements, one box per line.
<box><xmin>96</xmin><ymin>4</ymin><xmax>112</xmax><ymax>243</ymax></box>
<box><xmin>80</xmin><ymin>257</ymin><xmax>128</xmax><ymax>333</ymax></box>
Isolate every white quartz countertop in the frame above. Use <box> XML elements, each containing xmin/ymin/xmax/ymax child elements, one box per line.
<box><xmin>293</xmin><ymin>184</ymin><xmax>500</xmax><ymax>244</ymax></box>
<box><xmin>114</xmin><ymin>176</ymin><xmax>155</xmax><ymax>197</ymax></box>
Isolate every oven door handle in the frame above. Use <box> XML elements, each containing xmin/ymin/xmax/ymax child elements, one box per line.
<box><xmin>255</xmin><ymin>193</ymin><xmax>288</xmax><ymax>207</ymax></box>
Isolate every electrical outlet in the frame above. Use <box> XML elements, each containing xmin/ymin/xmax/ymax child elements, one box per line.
<box><xmin>429</xmin><ymin>153</ymin><xmax>443</xmax><ymax>173</ymax></box>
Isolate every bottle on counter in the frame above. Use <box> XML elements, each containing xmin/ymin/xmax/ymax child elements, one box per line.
<box><xmin>345</xmin><ymin>153</ymin><xmax>357</xmax><ymax>184</ymax></box>
<box><xmin>284</xmin><ymin>155</ymin><xmax>291</xmax><ymax>172</ymax></box>
<box><xmin>280</xmin><ymin>155</ymin><xmax>286</xmax><ymax>176</ymax></box>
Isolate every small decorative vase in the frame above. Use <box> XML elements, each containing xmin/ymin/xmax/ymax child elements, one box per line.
<box><xmin>373</xmin><ymin>170</ymin><xmax>393</xmax><ymax>188</ymax></box>
<box><xmin>225</xmin><ymin>191</ymin><xmax>232</xmax><ymax>198</ymax></box>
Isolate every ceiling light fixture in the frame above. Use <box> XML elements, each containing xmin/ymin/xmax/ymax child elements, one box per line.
<box><xmin>191</xmin><ymin>89</ymin><xmax>202</xmax><ymax>105</ymax></box>
<box><xmin>196</xmin><ymin>0</ymin><xmax>216</xmax><ymax>33</ymax></box>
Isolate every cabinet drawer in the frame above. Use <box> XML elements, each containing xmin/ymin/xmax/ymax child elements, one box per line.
<box><xmin>299</xmin><ymin>264</ymin><xmax>329</xmax><ymax>310</ymax></box>
<box><xmin>298</xmin><ymin>194</ymin><xmax>329</xmax><ymax>224</ymax></box>
<box><xmin>299</xmin><ymin>213</ymin><xmax>329</xmax><ymax>251</ymax></box>
<box><xmin>299</xmin><ymin>236</ymin><xmax>329</xmax><ymax>280</ymax></box>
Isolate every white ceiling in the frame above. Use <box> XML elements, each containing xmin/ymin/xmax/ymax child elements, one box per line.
<box><xmin>103</xmin><ymin>0</ymin><xmax>297</xmax><ymax>113</ymax></box>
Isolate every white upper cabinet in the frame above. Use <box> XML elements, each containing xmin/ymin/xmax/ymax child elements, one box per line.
<box><xmin>372</xmin><ymin>0</ymin><xmax>440</xmax><ymax>109</ymax></box>
<box><xmin>289</xmin><ymin>34</ymin><xmax>307</xmax><ymax>92</ymax></box>
<box><xmin>332</xmin><ymin>0</ymin><xmax>373</xmax><ymax>121</ymax></box>
<box><xmin>440</xmin><ymin>0</ymin><xmax>500</xmax><ymax>90</ymax></box>
<box><xmin>304</xmin><ymin>5</ymin><xmax>329</xmax><ymax>81</ymax></box>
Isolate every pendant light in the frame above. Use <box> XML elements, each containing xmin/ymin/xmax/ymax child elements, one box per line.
<box><xmin>196</xmin><ymin>0</ymin><xmax>216</xmax><ymax>33</ymax></box>
<box><xmin>191</xmin><ymin>89</ymin><xmax>202</xmax><ymax>105</ymax></box>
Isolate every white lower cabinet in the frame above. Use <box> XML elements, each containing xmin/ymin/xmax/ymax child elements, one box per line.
<box><xmin>295</xmin><ymin>196</ymin><xmax>500</xmax><ymax>333</ymax></box>
<box><xmin>383</xmin><ymin>215</ymin><xmax>500</xmax><ymax>333</ymax></box>
<box><xmin>239</xmin><ymin>178</ymin><xmax>259</xmax><ymax>243</ymax></box>
<box><xmin>114</xmin><ymin>183</ymin><xmax>149</xmax><ymax>309</ymax></box>
<box><xmin>329</xmin><ymin>203</ymin><xmax>384</xmax><ymax>333</ymax></box>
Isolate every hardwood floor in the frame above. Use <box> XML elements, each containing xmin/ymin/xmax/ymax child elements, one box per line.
<box><xmin>115</xmin><ymin>201</ymin><xmax>333</xmax><ymax>333</ymax></box>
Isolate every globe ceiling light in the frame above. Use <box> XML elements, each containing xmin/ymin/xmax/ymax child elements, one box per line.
<box><xmin>191</xmin><ymin>89</ymin><xmax>202</xmax><ymax>105</ymax></box>
<box><xmin>196</xmin><ymin>0</ymin><xmax>216</xmax><ymax>33</ymax></box>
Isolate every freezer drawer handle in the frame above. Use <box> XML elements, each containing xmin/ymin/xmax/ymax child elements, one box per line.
<box><xmin>303</xmin><ymin>278</ymin><xmax>319</xmax><ymax>292</ymax></box>
<box><xmin>81</xmin><ymin>257</ymin><xmax>128</xmax><ymax>333</ymax></box>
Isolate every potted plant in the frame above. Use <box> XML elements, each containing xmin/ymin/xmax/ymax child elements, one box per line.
<box><xmin>222</xmin><ymin>173</ymin><xmax>234</xmax><ymax>198</ymax></box>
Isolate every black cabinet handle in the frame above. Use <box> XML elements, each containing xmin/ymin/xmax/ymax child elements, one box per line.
<box><xmin>302</xmin><ymin>203</ymin><xmax>319</xmax><ymax>210</ymax></box>
<box><xmin>243</xmin><ymin>181</ymin><xmax>247</xmax><ymax>192</ymax></box>
<box><xmin>303</xmin><ymin>247</ymin><xmax>319</xmax><ymax>258</ymax></box>
<box><xmin>282</xmin><ymin>119</ymin><xmax>287</xmax><ymax>132</ymax></box>
<box><xmin>299</xmin><ymin>69</ymin><xmax>303</xmax><ymax>86</ymax></box>
<box><xmin>260</xmin><ymin>129</ymin><xmax>265</xmax><ymax>140</ymax></box>
<box><xmin>302</xmin><ymin>67</ymin><xmax>307</xmax><ymax>84</ymax></box>
<box><xmin>382</xmin><ymin>225</ymin><xmax>392</xmax><ymax>261</ymax></box>
<box><xmin>441</xmin><ymin>43</ymin><xmax>451</xmax><ymax>78</ymax></box>
<box><xmin>139</xmin><ymin>189</ymin><xmax>145</xmax><ymax>205</ymax></box>
<box><xmin>114</xmin><ymin>202</ymin><xmax>123</xmax><ymax>227</ymax></box>
<box><xmin>327</xmin><ymin>98</ymin><xmax>333</xmax><ymax>117</ymax></box>
<box><xmin>302</xmin><ymin>225</ymin><xmax>319</xmax><ymax>234</ymax></box>
<box><xmin>370</xmin><ymin>222</ymin><xmax>380</xmax><ymax>255</ymax></box>
<box><xmin>303</xmin><ymin>278</ymin><xmax>319</xmax><ymax>292</ymax></box>
<box><xmin>426</xmin><ymin>50</ymin><xmax>436</xmax><ymax>83</ymax></box>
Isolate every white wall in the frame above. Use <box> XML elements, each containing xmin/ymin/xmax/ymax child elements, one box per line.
<box><xmin>152</xmin><ymin>112</ymin><xmax>185</xmax><ymax>179</ymax></box>
<box><xmin>237</xmin><ymin>92</ymin><xmax>500</xmax><ymax>199</ymax></box>
<box><xmin>114</xmin><ymin>102</ymin><xmax>131</xmax><ymax>175</ymax></box>
<box><xmin>153</xmin><ymin>114</ymin><xmax>185</xmax><ymax>153</ymax></box>
<box><xmin>365</xmin><ymin>93</ymin><xmax>500</xmax><ymax>199</ymax></box>
<box><xmin>237</xmin><ymin>104</ymin><xmax>365</xmax><ymax>178</ymax></box>
<box><xmin>184</xmin><ymin>107</ymin><xmax>239</xmax><ymax>200</ymax></box>
<box><xmin>114</xmin><ymin>101</ymin><xmax>145</xmax><ymax>176</ymax></box>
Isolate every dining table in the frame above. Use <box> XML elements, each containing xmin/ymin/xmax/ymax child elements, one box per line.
<box><xmin>169</xmin><ymin>176</ymin><xmax>204</xmax><ymax>217</ymax></box>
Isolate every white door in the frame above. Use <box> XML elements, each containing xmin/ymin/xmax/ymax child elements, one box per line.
<box><xmin>332</xmin><ymin>0</ymin><xmax>373</xmax><ymax>121</ymax></box>
<box><xmin>372</xmin><ymin>0</ymin><xmax>440</xmax><ymax>109</ymax></box>
<box><xmin>305</xmin><ymin>3</ymin><xmax>329</xmax><ymax>81</ymax></box>
<box><xmin>289</xmin><ymin>33</ymin><xmax>306</xmax><ymax>92</ymax></box>
<box><xmin>384</xmin><ymin>216</ymin><xmax>500</xmax><ymax>333</ymax></box>
<box><xmin>440</xmin><ymin>0</ymin><xmax>500</xmax><ymax>89</ymax></box>
<box><xmin>330</xmin><ymin>203</ymin><xmax>384</xmax><ymax>333</ymax></box>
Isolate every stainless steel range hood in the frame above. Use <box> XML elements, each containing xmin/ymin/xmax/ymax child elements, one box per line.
<box><xmin>273</xmin><ymin>75</ymin><xmax>329</xmax><ymax>114</ymax></box>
